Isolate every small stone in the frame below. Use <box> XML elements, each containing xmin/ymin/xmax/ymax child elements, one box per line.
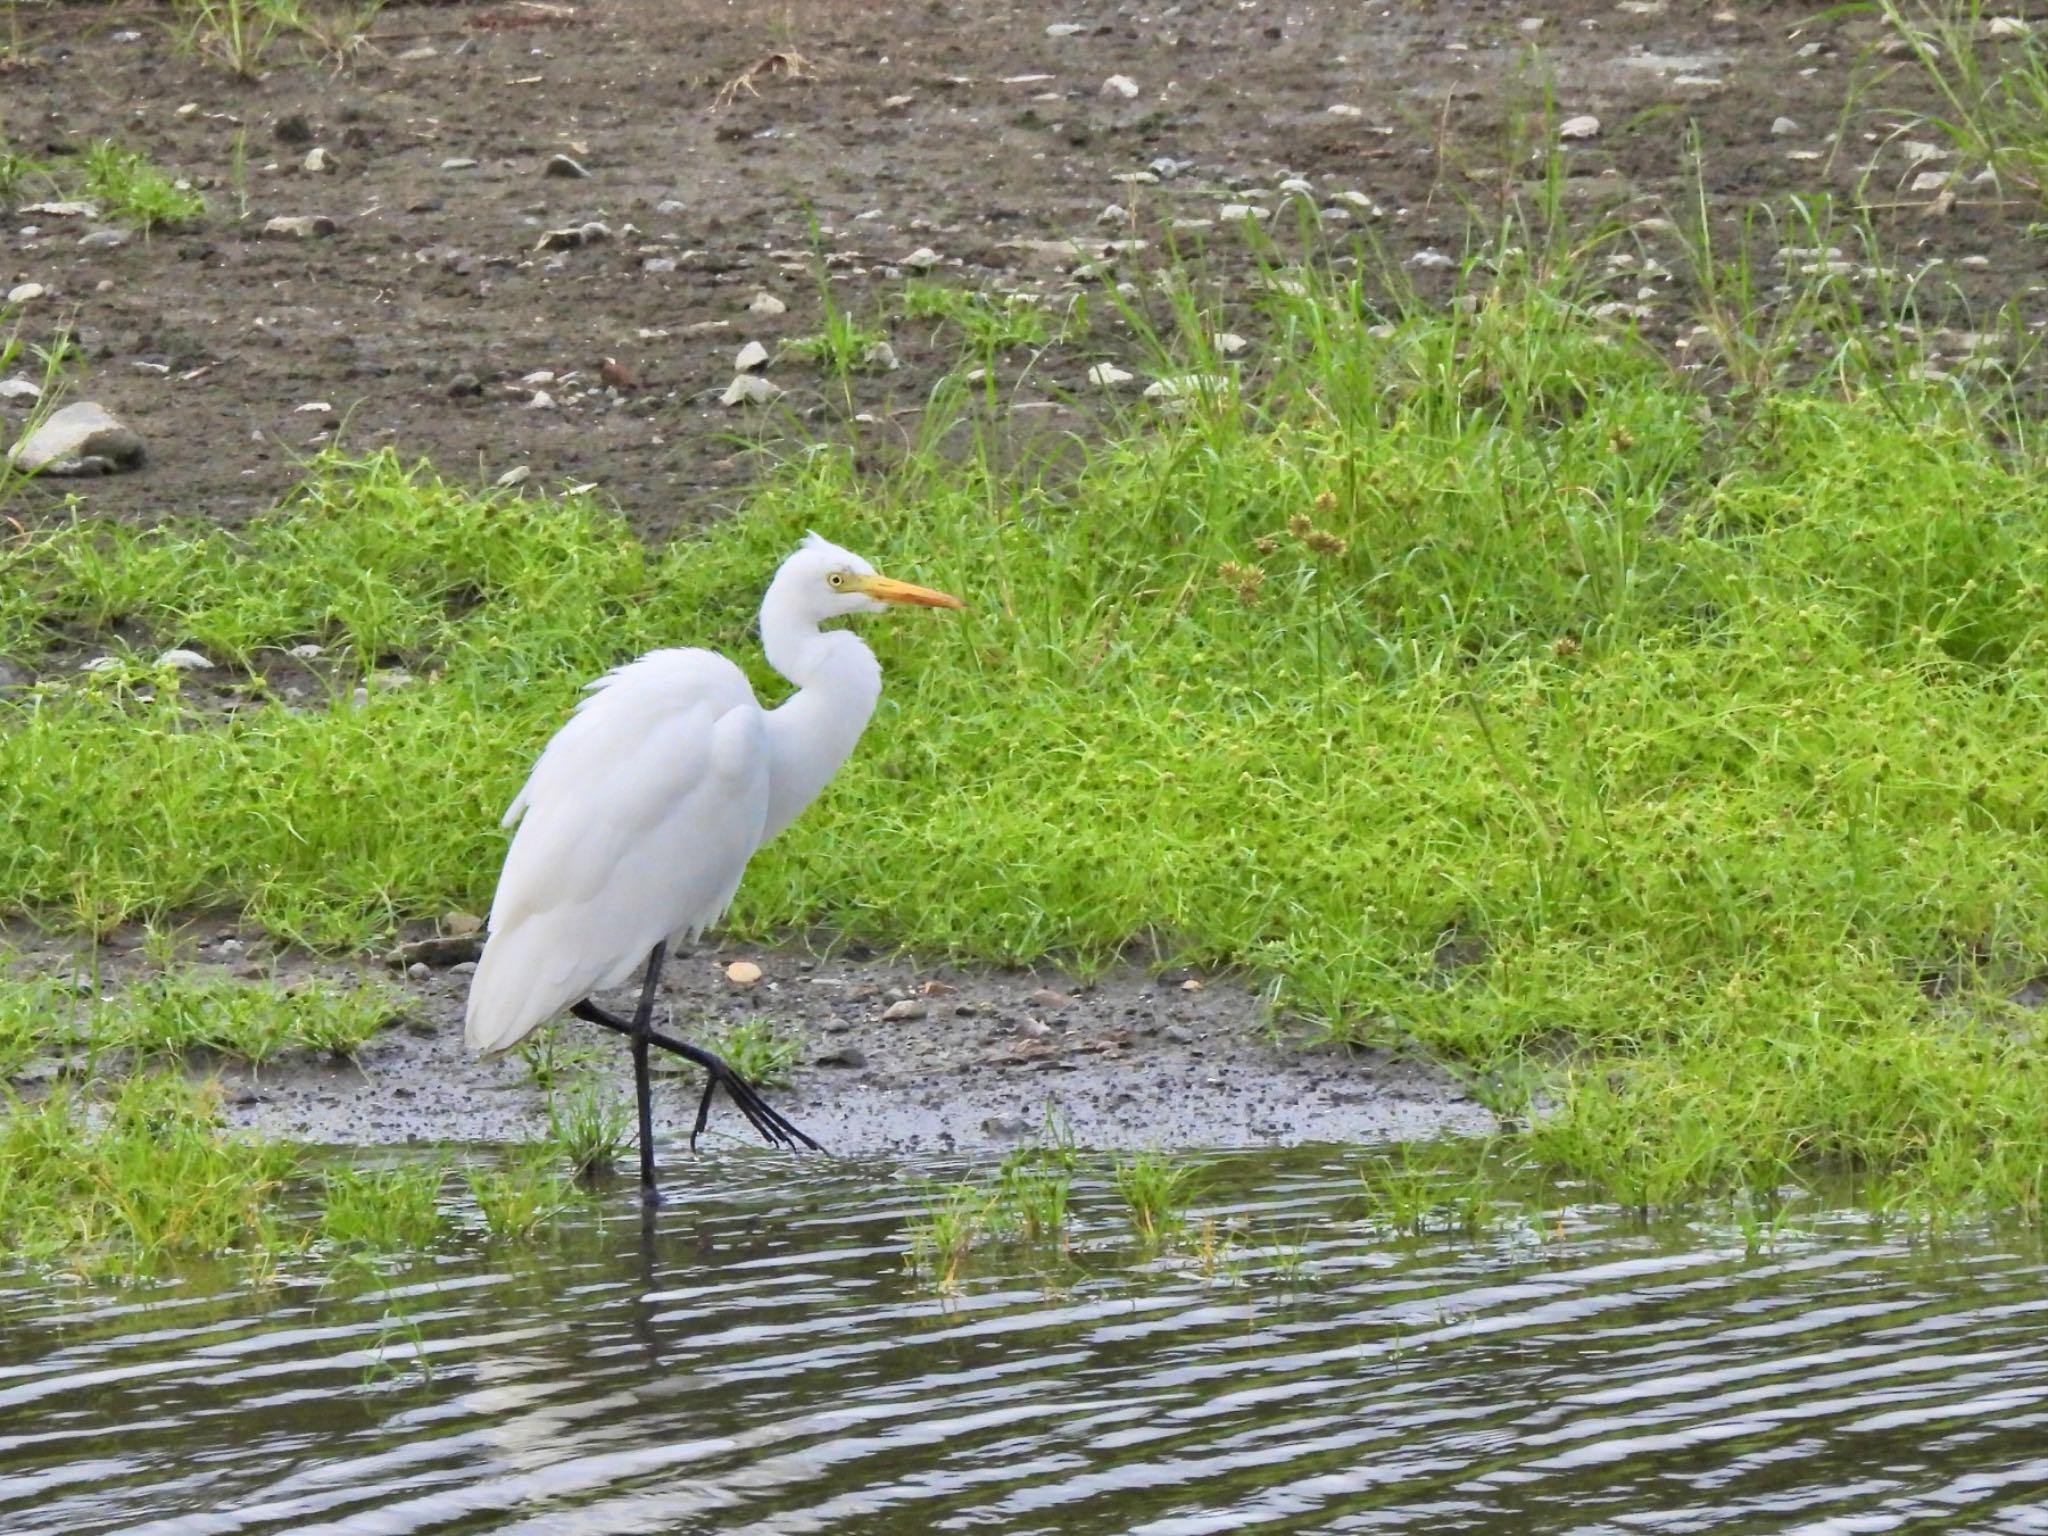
<box><xmin>1088</xmin><ymin>362</ymin><xmax>1133</xmax><ymax>386</ymax></box>
<box><xmin>881</xmin><ymin>999</ymin><xmax>928</xmax><ymax>1021</ymax></box>
<box><xmin>1101</xmin><ymin>74</ymin><xmax>1140</xmax><ymax>99</ymax></box>
<box><xmin>0</xmin><ymin>379</ymin><xmax>42</xmax><ymax>403</ymax></box>
<box><xmin>720</xmin><ymin>374</ymin><xmax>782</xmax><ymax>406</ymax></box>
<box><xmin>543</xmin><ymin>153</ymin><xmax>590</xmax><ymax>179</ymax></box>
<box><xmin>863</xmin><ymin>340</ymin><xmax>900</xmax><ymax>371</ymax></box>
<box><xmin>441</xmin><ymin>157</ymin><xmax>479</xmax><ymax>171</ymax></box>
<box><xmin>1018</xmin><ymin>1018</ymin><xmax>1052</xmax><ymax>1039</ymax></box>
<box><xmin>494</xmin><ymin>466</ymin><xmax>531</xmax><ymax>488</ymax></box>
<box><xmin>1519</xmin><ymin>17</ymin><xmax>1546</xmax><ymax>32</ymax></box>
<box><xmin>655</xmin><ymin>198</ymin><xmax>687</xmax><ymax>214</ymax></box>
<box><xmin>1163</xmin><ymin>1023</ymin><xmax>1196</xmax><ymax>1043</ymax></box>
<box><xmin>1411</xmin><ymin>248</ymin><xmax>1456</xmax><ymax>269</ymax></box>
<box><xmin>1180</xmin><ymin>977</ymin><xmax>1205</xmax><ymax>991</ymax></box>
<box><xmin>1111</xmin><ymin>170</ymin><xmax>1160</xmax><ymax>185</ymax></box>
<box><xmin>263</xmin><ymin>215</ymin><xmax>336</xmax><ymax>239</ymax></box>
<box><xmin>747</xmin><ymin>290</ymin><xmax>787</xmax><ymax>315</ymax></box>
<box><xmin>176</xmin><ymin>103</ymin><xmax>201</xmax><ymax>119</ymax></box>
<box><xmin>1046</xmin><ymin>21</ymin><xmax>1085</xmax><ymax>35</ymax></box>
<box><xmin>1150</xmin><ymin>157</ymin><xmax>1186</xmax><ymax>179</ymax></box>
<box><xmin>725</xmin><ymin>960</ymin><xmax>763</xmax><ymax>986</ymax></box>
<box><xmin>442</xmin><ymin>911</ymin><xmax>484</xmax><ymax>937</ymax></box>
<box><xmin>393</xmin><ymin>934</ymin><xmax>482</xmax><ymax>968</ymax></box>
<box><xmin>901</xmin><ymin>245</ymin><xmax>941</xmax><ymax>271</ymax></box>
<box><xmin>526</xmin><ymin>390</ymin><xmax>555</xmax><ymax>410</ymax></box>
<box><xmin>302</xmin><ymin>147</ymin><xmax>334</xmax><ymax>174</ymax></box>
<box><xmin>1988</xmin><ymin>15</ymin><xmax>2031</xmax><ymax>38</ymax></box>
<box><xmin>1143</xmin><ymin>373</ymin><xmax>1224</xmax><ymax>401</ymax></box>
<box><xmin>1911</xmin><ymin>170</ymin><xmax>1953</xmax><ymax>193</ymax></box>
<box><xmin>1278</xmin><ymin>176</ymin><xmax>1315</xmax><ymax>196</ymax></box>
<box><xmin>1025</xmin><ymin>988</ymin><xmax>1071</xmax><ymax>1008</ymax></box>
<box><xmin>286</xmin><ymin>643</ymin><xmax>323</xmax><ymax>659</ymax></box>
<box><xmin>1327</xmin><ymin>103</ymin><xmax>1364</xmax><ymax>118</ymax></box>
<box><xmin>1772</xmin><ymin>116</ymin><xmax>1800</xmax><ymax>136</ymax></box>
<box><xmin>447</xmin><ymin>372</ymin><xmax>483</xmax><ymax>397</ymax></box>
<box><xmin>397</xmin><ymin>44</ymin><xmax>437</xmax><ymax>61</ymax></box>
<box><xmin>1218</xmin><ymin>203</ymin><xmax>1268</xmax><ymax>222</ymax></box>
<box><xmin>1096</xmin><ymin>202</ymin><xmax>1128</xmax><ymax>224</ymax></box>
<box><xmin>8</xmin><ymin>401</ymin><xmax>146</xmax><ymax>476</ymax></box>
<box><xmin>450</xmin><ymin>961</ymin><xmax>477</xmax><ymax>976</ymax></box>
<box><xmin>79</xmin><ymin>229</ymin><xmax>128</xmax><ymax>250</ymax></box>
<box><xmin>294</xmin><ymin>400</ymin><xmax>333</xmax><ymax>414</ymax></box>
<box><xmin>1558</xmin><ymin>114</ymin><xmax>1602</xmax><ymax>140</ymax></box>
<box><xmin>734</xmin><ymin>339</ymin><xmax>770</xmax><ymax>371</ymax></box>
<box><xmin>407</xmin><ymin>962</ymin><xmax>431</xmax><ymax>983</ymax></box>
<box><xmin>7</xmin><ymin>284</ymin><xmax>45</xmax><ymax>304</ymax></box>
<box><xmin>816</xmin><ymin>1043</ymin><xmax>868</xmax><ymax>1068</ymax></box>
<box><xmin>156</xmin><ymin>648</ymin><xmax>213</xmax><ymax>670</ymax></box>
<box><xmin>1213</xmin><ymin>332</ymin><xmax>1249</xmax><ymax>356</ymax></box>
<box><xmin>533</xmin><ymin>221</ymin><xmax>609</xmax><ymax>251</ymax></box>
<box><xmin>20</xmin><ymin>201</ymin><xmax>95</xmax><ymax>218</ymax></box>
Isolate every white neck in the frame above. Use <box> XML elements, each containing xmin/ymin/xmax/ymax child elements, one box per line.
<box><xmin>758</xmin><ymin>588</ymin><xmax>883</xmax><ymax>843</ymax></box>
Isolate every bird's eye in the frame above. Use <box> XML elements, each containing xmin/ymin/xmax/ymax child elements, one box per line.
<box><xmin>827</xmin><ymin>573</ymin><xmax>846</xmax><ymax>589</ymax></box>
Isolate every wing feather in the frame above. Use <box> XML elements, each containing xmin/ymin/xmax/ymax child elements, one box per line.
<box><xmin>463</xmin><ymin>649</ymin><xmax>771</xmax><ymax>1054</ymax></box>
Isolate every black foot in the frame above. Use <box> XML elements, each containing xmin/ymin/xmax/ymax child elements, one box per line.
<box><xmin>571</xmin><ymin>1000</ymin><xmax>825</xmax><ymax>1153</ymax></box>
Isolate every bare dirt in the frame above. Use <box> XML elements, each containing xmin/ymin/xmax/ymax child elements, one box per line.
<box><xmin>3</xmin><ymin>0</ymin><xmax>2042</xmax><ymax>531</ymax></box>
<box><xmin>4</xmin><ymin>0</ymin><xmax>2042</xmax><ymax>1152</ymax></box>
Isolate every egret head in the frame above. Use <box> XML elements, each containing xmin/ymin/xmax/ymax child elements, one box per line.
<box><xmin>772</xmin><ymin>533</ymin><xmax>964</xmax><ymax>622</ymax></box>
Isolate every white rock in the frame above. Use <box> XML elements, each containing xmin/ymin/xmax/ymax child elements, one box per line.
<box><xmin>1334</xmin><ymin>189</ymin><xmax>1383</xmax><ymax>215</ymax></box>
<box><xmin>1327</xmin><ymin>103</ymin><xmax>1364</xmax><ymax>117</ymax></box>
<box><xmin>1559</xmin><ymin>114</ymin><xmax>1602</xmax><ymax>140</ymax></box>
<box><xmin>20</xmin><ymin>201</ymin><xmax>95</xmax><ymax>218</ymax></box>
<box><xmin>1213</xmin><ymin>332</ymin><xmax>1249</xmax><ymax>356</ymax></box>
<box><xmin>1988</xmin><ymin>15</ymin><xmax>2031</xmax><ymax>37</ymax></box>
<box><xmin>287</xmin><ymin>643</ymin><xmax>324</xmax><ymax>659</ymax></box>
<box><xmin>1911</xmin><ymin>170</ymin><xmax>1953</xmax><ymax>192</ymax></box>
<box><xmin>735</xmin><ymin>340</ymin><xmax>770</xmax><ymax>371</ymax></box>
<box><xmin>1771</xmin><ymin>116</ymin><xmax>1800</xmax><ymax>136</ymax></box>
<box><xmin>303</xmin><ymin>147</ymin><xmax>333</xmax><ymax>174</ymax></box>
<box><xmin>881</xmin><ymin>999</ymin><xmax>927</xmax><ymax>1021</ymax></box>
<box><xmin>1111</xmin><ymin>170</ymin><xmax>1160</xmax><ymax>185</ymax></box>
<box><xmin>1144</xmin><ymin>373</ymin><xmax>1226</xmax><ymax>400</ymax></box>
<box><xmin>156</xmin><ymin>649</ymin><xmax>213</xmax><ymax>671</ymax></box>
<box><xmin>1518</xmin><ymin>17</ymin><xmax>1546</xmax><ymax>32</ymax></box>
<box><xmin>263</xmin><ymin>215</ymin><xmax>336</xmax><ymax>239</ymax></box>
<box><xmin>864</xmin><ymin>340</ymin><xmax>900</xmax><ymax>371</ymax></box>
<box><xmin>0</xmin><ymin>378</ymin><xmax>42</xmax><ymax>403</ymax></box>
<box><xmin>495</xmin><ymin>466</ymin><xmax>531</xmax><ymax>488</ymax></box>
<box><xmin>720</xmin><ymin>374</ymin><xmax>783</xmax><ymax>406</ymax></box>
<box><xmin>1046</xmin><ymin>21</ymin><xmax>1085</xmax><ymax>35</ymax></box>
<box><xmin>81</xmin><ymin>657</ymin><xmax>123</xmax><ymax>674</ymax></box>
<box><xmin>1410</xmin><ymin>248</ymin><xmax>1456</xmax><ymax>269</ymax></box>
<box><xmin>1101</xmin><ymin>74</ymin><xmax>1139</xmax><ymax>99</ymax></box>
<box><xmin>441</xmin><ymin>157</ymin><xmax>479</xmax><ymax>171</ymax></box>
<box><xmin>521</xmin><ymin>370</ymin><xmax>556</xmax><ymax>386</ymax></box>
<box><xmin>747</xmin><ymin>290</ymin><xmax>787</xmax><ymax>315</ymax></box>
<box><xmin>1279</xmin><ymin>177</ymin><xmax>1315</xmax><ymax>196</ymax></box>
<box><xmin>1097</xmin><ymin>202</ymin><xmax>1128</xmax><ymax>224</ymax></box>
<box><xmin>294</xmin><ymin>400</ymin><xmax>333</xmax><ymax>413</ymax></box>
<box><xmin>1088</xmin><ymin>362</ymin><xmax>1133</xmax><ymax>386</ymax></box>
<box><xmin>7</xmin><ymin>401</ymin><xmax>145</xmax><ymax>476</ymax></box>
<box><xmin>527</xmin><ymin>391</ymin><xmax>555</xmax><ymax>409</ymax></box>
<box><xmin>901</xmin><ymin>246</ymin><xmax>941</xmax><ymax>271</ymax></box>
<box><xmin>1219</xmin><ymin>203</ymin><xmax>1268</xmax><ymax>221</ymax></box>
<box><xmin>7</xmin><ymin>283</ymin><xmax>46</xmax><ymax>304</ymax></box>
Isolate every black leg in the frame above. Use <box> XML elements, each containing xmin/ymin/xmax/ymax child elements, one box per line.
<box><xmin>570</xmin><ymin>1001</ymin><xmax>824</xmax><ymax>1155</ymax></box>
<box><xmin>629</xmin><ymin>942</ymin><xmax>665</xmax><ymax>1205</ymax></box>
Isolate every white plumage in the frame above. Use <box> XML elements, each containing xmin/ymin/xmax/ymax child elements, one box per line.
<box><xmin>459</xmin><ymin>533</ymin><xmax>962</xmax><ymax>1183</ymax></box>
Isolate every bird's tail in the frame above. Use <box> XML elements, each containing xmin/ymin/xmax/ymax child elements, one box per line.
<box><xmin>462</xmin><ymin>923</ymin><xmax>562</xmax><ymax>1056</ymax></box>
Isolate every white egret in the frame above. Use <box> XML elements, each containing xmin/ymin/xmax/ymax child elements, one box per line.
<box><xmin>463</xmin><ymin>533</ymin><xmax>964</xmax><ymax>1199</ymax></box>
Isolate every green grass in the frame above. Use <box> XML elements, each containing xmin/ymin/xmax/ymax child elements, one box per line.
<box><xmin>321</xmin><ymin>1159</ymin><xmax>444</xmax><ymax>1251</ymax></box>
<box><xmin>1875</xmin><ymin>0</ymin><xmax>2048</xmax><ymax>213</ymax></box>
<box><xmin>5</xmin><ymin>204</ymin><xmax>2048</xmax><ymax>1216</ymax></box>
<box><xmin>77</xmin><ymin>140</ymin><xmax>205</xmax><ymax>233</ymax></box>
<box><xmin>1113</xmin><ymin>1152</ymin><xmax>1194</xmax><ymax>1246</ymax></box>
<box><xmin>546</xmin><ymin>1078</ymin><xmax>631</xmax><ymax>1177</ymax></box>
<box><xmin>902</xmin><ymin>280</ymin><xmax>1067</xmax><ymax>353</ymax></box>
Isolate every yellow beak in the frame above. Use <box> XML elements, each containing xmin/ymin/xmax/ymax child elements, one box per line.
<box><xmin>848</xmin><ymin>573</ymin><xmax>966</xmax><ymax>609</ymax></box>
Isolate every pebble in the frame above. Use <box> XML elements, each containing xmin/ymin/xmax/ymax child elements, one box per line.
<box><xmin>494</xmin><ymin>466</ymin><xmax>530</xmax><ymax>487</ymax></box>
<box><xmin>447</xmin><ymin>372</ymin><xmax>483</xmax><ymax>397</ymax></box>
<box><xmin>1219</xmin><ymin>203</ymin><xmax>1268</xmax><ymax>222</ymax></box>
<box><xmin>1213</xmin><ymin>332</ymin><xmax>1249</xmax><ymax>356</ymax></box>
<box><xmin>1018</xmin><ymin>1018</ymin><xmax>1052</xmax><ymax>1039</ymax></box>
<box><xmin>1327</xmin><ymin>103</ymin><xmax>1364</xmax><ymax>118</ymax></box>
<box><xmin>816</xmin><ymin>1043</ymin><xmax>868</xmax><ymax>1068</ymax></box>
<box><xmin>397</xmin><ymin>44</ymin><xmax>437</xmax><ymax>60</ymax></box>
<box><xmin>1046</xmin><ymin>21</ymin><xmax>1085</xmax><ymax>35</ymax></box>
<box><xmin>7</xmin><ymin>283</ymin><xmax>45</xmax><ymax>304</ymax></box>
<box><xmin>720</xmin><ymin>374</ymin><xmax>782</xmax><ymax>406</ymax></box>
<box><xmin>79</xmin><ymin>229</ymin><xmax>128</xmax><ymax>250</ymax></box>
<box><xmin>881</xmin><ymin>999</ymin><xmax>928</xmax><ymax>1021</ymax></box>
<box><xmin>1163</xmin><ymin>1023</ymin><xmax>1196</xmax><ymax>1044</ymax></box>
<box><xmin>1911</xmin><ymin>170</ymin><xmax>1953</xmax><ymax>192</ymax></box>
<box><xmin>983</xmin><ymin>1111</ymin><xmax>1032</xmax><ymax>1136</ymax></box>
<box><xmin>1558</xmin><ymin>114</ymin><xmax>1602</xmax><ymax>140</ymax></box>
<box><xmin>1988</xmin><ymin>15</ymin><xmax>2031</xmax><ymax>37</ymax></box>
<box><xmin>450</xmin><ymin>961</ymin><xmax>477</xmax><ymax>976</ymax></box>
<box><xmin>407</xmin><ymin>962</ymin><xmax>431</xmax><ymax>983</ymax></box>
<box><xmin>1410</xmin><ymin>249</ymin><xmax>1457</xmax><ymax>269</ymax></box>
<box><xmin>1097</xmin><ymin>202</ymin><xmax>1128</xmax><ymax>224</ymax></box>
<box><xmin>443</xmin><ymin>911</ymin><xmax>484</xmax><ymax>937</ymax></box>
<box><xmin>156</xmin><ymin>649</ymin><xmax>213</xmax><ymax>670</ymax></box>
<box><xmin>303</xmin><ymin>147</ymin><xmax>334</xmax><ymax>174</ymax></box>
<box><xmin>1101</xmin><ymin>74</ymin><xmax>1139</xmax><ymax>99</ymax></box>
<box><xmin>286</xmin><ymin>643</ymin><xmax>323</xmax><ymax>659</ymax></box>
<box><xmin>725</xmin><ymin>959</ymin><xmax>763</xmax><ymax>986</ymax></box>
<box><xmin>1026</xmin><ymin>988</ymin><xmax>1071</xmax><ymax>1008</ymax></box>
<box><xmin>901</xmin><ymin>246</ymin><xmax>941</xmax><ymax>271</ymax></box>
<box><xmin>544</xmin><ymin>153</ymin><xmax>591</xmax><ymax>179</ymax></box>
<box><xmin>747</xmin><ymin>290</ymin><xmax>786</xmax><ymax>315</ymax></box>
<box><xmin>1112</xmin><ymin>170</ymin><xmax>1160</xmax><ymax>185</ymax></box>
<box><xmin>1278</xmin><ymin>176</ymin><xmax>1315</xmax><ymax>195</ymax></box>
<box><xmin>1144</xmin><ymin>373</ymin><xmax>1225</xmax><ymax>400</ymax></box>
<box><xmin>263</xmin><ymin>215</ymin><xmax>336</xmax><ymax>238</ymax></box>
<box><xmin>1519</xmin><ymin>17</ymin><xmax>1546</xmax><ymax>32</ymax></box>
<box><xmin>21</xmin><ymin>201</ymin><xmax>95</xmax><ymax>218</ymax></box>
<box><xmin>735</xmin><ymin>339</ymin><xmax>770</xmax><ymax>371</ymax></box>
<box><xmin>1088</xmin><ymin>362</ymin><xmax>1134</xmax><ymax>386</ymax></box>
<box><xmin>441</xmin><ymin>157</ymin><xmax>479</xmax><ymax>171</ymax></box>
<box><xmin>526</xmin><ymin>390</ymin><xmax>556</xmax><ymax>410</ymax></box>
<box><xmin>7</xmin><ymin>401</ymin><xmax>146</xmax><ymax>476</ymax></box>
<box><xmin>1150</xmin><ymin>157</ymin><xmax>1187</xmax><ymax>179</ymax></box>
<box><xmin>533</xmin><ymin>221</ymin><xmax>610</xmax><ymax>251</ymax></box>
<box><xmin>864</xmin><ymin>340</ymin><xmax>900</xmax><ymax>371</ymax></box>
<box><xmin>0</xmin><ymin>378</ymin><xmax>42</xmax><ymax>403</ymax></box>
<box><xmin>1772</xmin><ymin>116</ymin><xmax>1800</xmax><ymax>136</ymax></box>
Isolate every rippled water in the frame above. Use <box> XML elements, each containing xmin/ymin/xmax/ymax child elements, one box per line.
<box><xmin>6</xmin><ymin>1145</ymin><xmax>2048</xmax><ymax>1534</ymax></box>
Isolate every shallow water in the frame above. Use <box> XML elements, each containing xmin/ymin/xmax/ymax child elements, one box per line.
<box><xmin>5</xmin><ymin>1145</ymin><xmax>2048</xmax><ymax>1535</ymax></box>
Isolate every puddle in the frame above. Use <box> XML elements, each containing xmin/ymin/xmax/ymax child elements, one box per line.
<box><xmin>3</xmin><ymin>1145</ymin><xmax>2047</xmax><ymax>1534</ymax></box>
